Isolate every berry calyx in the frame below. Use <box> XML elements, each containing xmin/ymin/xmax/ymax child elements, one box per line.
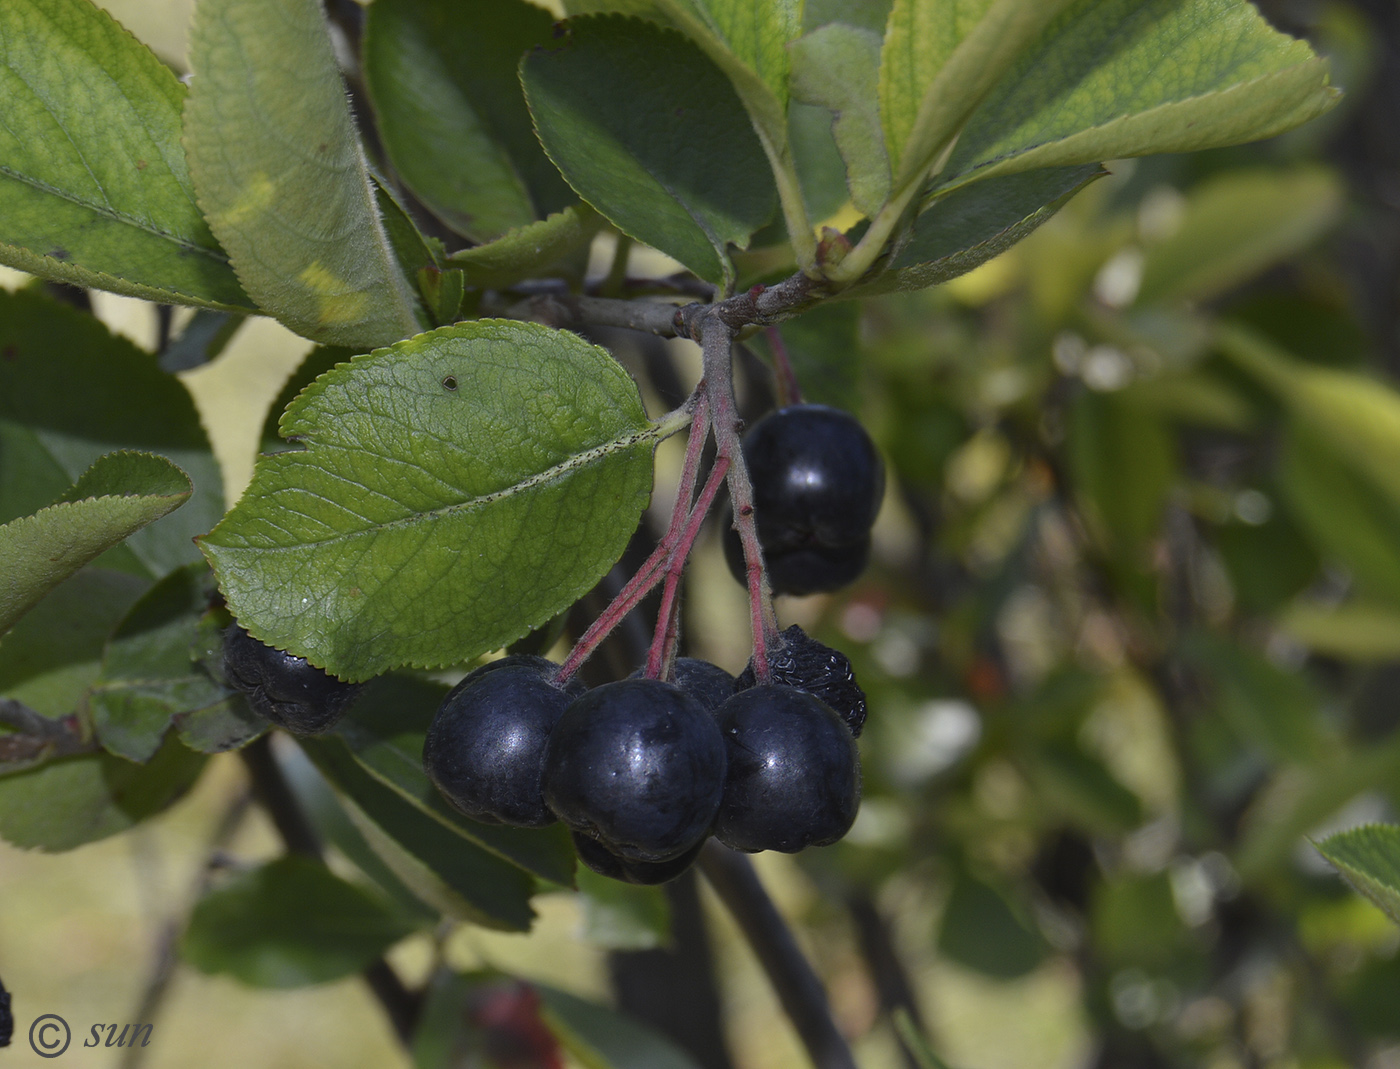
<box><xmin>222</xmin><ymin>624</ymin><xmax>361</xmax><ymax>734</ymax></box>
<box><xmin>543</xmin><ymin>679</ymin><xmax>726</xmax><ymax>862</ymax></box>
<box><xmin>724</xmin><ymin>404</ymin><xmax>884</xmax><ymax>595</ymax></box>
<box><xmin>713</xmin><ymin>685</ymin><xmax>860</xmax><ymax>853</ymax></box>
<box><xmin>737</xmin><ymin>625</ymin><xmax>868</xmax><ymax>737</ymax></box>
<box><xmin>423</xmin><ymin>656</ymin><xmax>583</xmax><ymax>828</ymax></box>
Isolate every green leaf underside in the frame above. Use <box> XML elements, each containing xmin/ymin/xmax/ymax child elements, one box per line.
<box><xmin>448</xmin><ymin>205</ymin><xmax>603</xmax><ymax>289</ymax></box>
<box><xmin>364</xmin><ymin>0</ymin><xmax>574</xmax><ymax>243</ymax></box>
<box><xmin>1136</xmin><ymin>167</ymin><xmax>1343</xmax><ymax>305</ymax></box>
<box><xmin>0</xmin><ymin>288</ymin><xmax>225</xmax><ymax>579</ymax></box>
<box><xmin>184</xmin><ymin>0</ymin><xmax>422</xmax><ymax>347</ymax></box>
<box><xmin>332</xmin><ymin>674</ymin><xmax>577</xmax><ymax>885</ymax></box>
<box><xmin>932</xmin><ymin>0</ymin><xmax>1337</xmax><ymax>196</ymax></box>
<box><xmin>278</xmin><ymin>745</ymin><xmax>439</xmax><ymax>925</ymax></box>
<box><xmin>790</xmin><ymin>25</ymin><xmax>889</xmax><ymax>216</ymax></box>
<box><xmin>878</xmin><ymin>0</ymin><xmax>1000</xmax><ymax>178</ymax></box>
<box><xmin>86</xmin><ymin>564</ymin><xmax>257</xmax><ymax>763</ymax></box>
<box><xmin>0</xmin><ymin>453</ymin><xmax>191</xmax><ymax>637</ymax></box>
<box><xmin>181</xmin><ymin>854</ymin><xmax>418</xmax><ymax>987</ymax></box>
<box><xmin>0</xmin><ymin>0</ymin><xmax>252</xmax><ymax>310</ymax></box>
<box><xmin>0</xmin><ymin>568</ymin><xmax>149</xmax><ymax>721</ymax></box>
<box><xmin>0</xmin><ymin>733</ymin><xmax>205</xmax><ymax>851</ymax></box>
<box><xmin>1280</xmin><ymin>424</ymin><xmax>1400</xmax><ymax>608</ymax></box>
<box><xmin>537</xmin><ymin>983</ymin><xmax>703</xmax><ymax>1069</ymax></box>
<box><xmin>522</xmin><ymin>16</ymin><xmax>776</xmax><ymax>287</ymax></box>
<box><xmin>200</xmin><ymin>321</ymin><xmax>657</xmax><ymax>682</ymax></box>
<box><xmin>845</xmin><ymin>165</ymin><xmax>1102</xmax><ymax>298</ymax></box>
<box><xmin>1316</xmin><ymin>825</ymin><xmax>1400</xmax><ymax>927</ymax></box>
<box><xmin>1219</xmin><ymin>326</ymin><xmax>1400</xmax><ymax>565</ymax></box>
<box><xmin>302</xmin><ymin>737</ymin><xmax>538</xmax><ymax>931</ymax></box>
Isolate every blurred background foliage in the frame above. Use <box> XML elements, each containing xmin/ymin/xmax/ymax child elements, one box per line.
<box><xmin>3</xmin><ymin>0</ymin><xmax>1400</xmax><ymax>1068</ymax></box>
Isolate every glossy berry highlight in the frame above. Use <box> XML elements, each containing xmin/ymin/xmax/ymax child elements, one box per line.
<box><xmin>724</xmin><ymin>404</ymin><xmax>884</xmax><ymax>596</ymax></box>
<box><xmin>543</xmin><ymin>679</ymin><xmax>726</xmax><ymax>862</ymax></box>
<box><xmin>713</xmin><ymin>685</ymin><xmax>860</xmax><ymax>854</ymax></box>
<box><xmin>423</xmin><ymin>656</ymin><xmax>584</xmax><ymax>827</ymax></box>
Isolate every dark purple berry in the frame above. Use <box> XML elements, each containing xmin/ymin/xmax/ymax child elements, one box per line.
<box><xmin>423</xmin><ymin>657</ymin><xmax>582</xmax><ymax>827</ymax></box>
<box><xmin>630</xmin><ymin>658</ymin><xmax>736</xmax><ymax>712</ymax></box>
<box><xmin>222</xmin><ymin>624</ymin><xmax>361</xmax><ymax>734</ymax></box>
<box><xmin>713</xmin><ymin>686</ymin><xmax>860</xmax><ymax>853</ymax></box>
<box><xmin>724</xmin><ymin>405</ymin><xmax>884</xmax><ymax>595</ymax></box>
<box><xmin>723</xmin><ymin>527</ymin><xmax>871</xmax><ymax>598</ymax></box>
<box><xmin>543</xmin><ymin>679</ymin><xmax>726</xmax><ymax>862</ymax></box>
<box><xmin>737</xmin><ymin>625</ymin><xmax>867</xmax><ymax>737</ymax></box>
<box><xmin>571</xmin><ymin>830</ymin><xmax>704</xmax><ymax>885</ymax></box>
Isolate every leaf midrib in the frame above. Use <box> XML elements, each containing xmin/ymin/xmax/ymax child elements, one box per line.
<box><xmin>0</xmin><ymin>164</ymin><xmax>231</xmax><ymax>265</ymax></box>
<box><xmin>932</xmin><ymin>59</ymin><xmax>1324</xmax><ymax>196</ymax></box>
<box><xmin>231</xmin><ymin>421</ymin><xmax>663</xmax><ymax>552</ymax></box>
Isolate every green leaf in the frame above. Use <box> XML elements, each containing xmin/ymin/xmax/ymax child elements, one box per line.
<box><xmin>448</xmin><ymin>205</ymin><xmax>604</xmax><ymax>289</ymax></box>
<box><xmin>1219</xmin><ymin>325</ymin><xmax>1400</xmax><ymax>509</ymax></box>
<box><xmin>576</xmin><ymin>868</ymin><xmax>672</xmax><ymax>950</ymax></box>
<box><xmin>0</xmin><ymin>288</ymin><xmax>225</xmax><ymax>579</ymax></box>
<box><xmin>184</xmin><ymin>0</ymin><xmax>423</xmax><ymax>347</ymax></box>
<box><xmin>301</xmin><ymin>736</ymin><xmax>538</xmax><ymax>931</ymax></box>
<box><xmin>0</xmin><ymin>568</ymin><xmax>148</xmax><ymax>720</ymax></box>
<box><xmin>936</xmin><ymin>868</ymin><xmax>1046</xmax><ymax>980</ymax></box>
<box><xmin>181</xmin><ymin>854</ymin><xmax>418</xmax><ymax>987</ymax></box>
<box><xmin>789</xmin><ymin>25</ymin><xmax>889</xmax><ymax>216</ymax></box>
<box><xmin>1136</xmin><ymin>168</ymin><xmax>1343</xmax><ymax>305</ymax></box>
<box><xmin>1181</xmin><ymin>631</ymin><xmax>1333</xmax><ymax>765</ymax></box>
<box><xmin>0</xmin><ymin>452</ymin><xmax>191</xmax><ymax>637</ymax></box>
<box><xmin>788</xmin><ymin>101</ymin><xmax>855</xmax><ymax>225</ymax></box>
<box><xmin>86</xmin><ymin>564</ymin><xmax>259</xmax><ymax>763</ymax></box>
<box><xmin>0</xmin><ymin>0</ymin><xmax>252</xmax><ymax>309</ymax></box>
<box><xmin>1278</xmin><ymin>423</ymin><xmax>1400</xmax><ymax>607</ymax></box>
<box><xmin>176</xmin><ymin>609</ymin><xmax>266</xmax><ymax>754</ymax></box>
<box><xmin>843</xmin><ymin>165</ymin><xmax>1104</xmax><ymax>297</ymax></box>
<box><xmin>1235</xmin><ymin>734</ymin><xmax>1400</xmax><ymax>882</ymax></box>
<box><xmin>879</xmin><ymin>0</ymin><xmax>1067</xmax><ymax>188</ymax></box>
<box><xmin>522</xmin><ymin>16</ymin><xmax>776</xmax><ymax>288</ymax></box>
<box><xmin>200</xmin><ymin>320</ymin><xmax>659</xmax><ymax>681</ymax></box>
<box><xmin>933</xmin><ymin>0</ymin><xmax>1339</xmax><ymax>196</ymax></box>
<box><xmin>1090</xmin><ymin>871</ymin><xmax>1187</xmax><ymax>969</ymax></box>
<box><xmin>1022</xmin><ymin>740</ymin><xmax>1143</xmax><ymax>837</ymax></box>
<box><xmin>0</xmin><ymin>733</ymin><xmax>205</xmax><ymax>851</ymax></box>
<box><xmin>363</xmin><ymin>0</ymin><xmax>574</xmax><ymax>242</ymax></box>
<box><xmin>1315</xmin><ymin>824</ymin><xmax>1400</xmax><ymax>928</ymax></box>
<box><xmin>536</xmin><ymin>983</ymin><xmax>703</xmax><ymax>1069</ymax></box>
<box><xmin>331</xmin><ymin>674</ymin><xmax>577</xmax><ymax>886</ymax></box>
<box><xmin>1067</xmin><ymin>386</ymin><xmax>1176</xmax><ymax>550</ymax></box>
<box><xmin>1277</xmin><ymin>600</ymin><xmax>1400</xmax><ymax>662</ymax></box>
<box><xmin>278</xmin><ymin>743</ymin><xmax>439</xmax><ymax>925</ymax></box>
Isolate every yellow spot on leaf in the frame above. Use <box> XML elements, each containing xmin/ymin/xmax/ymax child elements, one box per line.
<box><xmin>298</xmin><ymin>262</ymin><xmax>368</xmax><ymax>327</ymax></box>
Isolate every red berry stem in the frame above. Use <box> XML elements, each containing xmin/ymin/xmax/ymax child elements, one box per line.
<box><xmin>645</xmin><ymin>452</ymin><xmax>731</xmax><ymax>679</ymax></box>
<box><xmin>764</xmin><ymin>326</ymin><xmax>804</xmax><ymax>408</ymax></box>
<box><xmin>697</xmin><ymin>314</ymin><xmax>780</xmax><ymax>684</ymax></box>
<box><xmin>559</xmin><ymin>391</ymin><xmax>710</xmax><ymax>683</ymax></box>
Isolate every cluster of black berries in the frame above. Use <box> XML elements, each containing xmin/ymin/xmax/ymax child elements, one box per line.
<box><xmin>223</xmin><ymin>624</ymin><xmax>362</xmax><ymax>734</ymax></box>
<box><xmin>422</xmin><ymin>628</ymin><xmax>865</xmax><ymax>884</ymax></box>
<box><xmin>724</xmin><ymin>404</ymin><xmax>885</xmax><ymax>596</ymax></box>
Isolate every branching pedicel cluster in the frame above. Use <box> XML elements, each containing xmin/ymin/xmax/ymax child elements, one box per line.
<box><xmin>224</xmin><ymin>309</ymin><xmax>883</xmax><ymax>884</ymax></box>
